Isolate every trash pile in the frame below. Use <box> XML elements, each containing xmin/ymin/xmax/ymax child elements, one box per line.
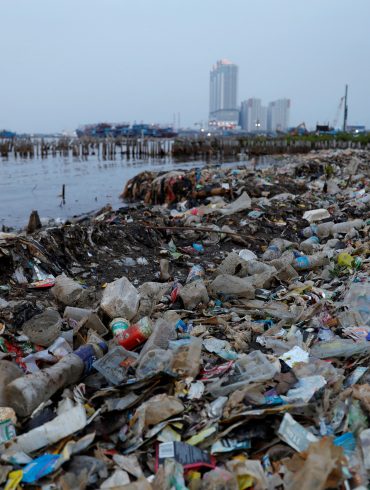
<box><xmin>0</xmin><ymin>148</ymin><xmax>369</xmax><ymax>488</ymax></box>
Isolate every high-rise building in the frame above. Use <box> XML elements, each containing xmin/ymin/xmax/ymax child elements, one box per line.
<box><xmin>240</xmin><ymin>98</ymin><xmax>267</xmax><ymax>132</ymax></box>
<box><xmin>267</xmin><ymin>99</ymin><xmax>290</xmax><ymax>132</ymax></box>
<box><xmin>209</xmin><ymin>59</ymin><xmax>238</xmax><ymax>124</ymax></box>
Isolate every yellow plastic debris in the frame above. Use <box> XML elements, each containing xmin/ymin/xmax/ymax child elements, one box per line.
<box><xmin>337</xmin><ymin>252</ymin><xmax>353</xmax><ymax>268</ymax></box>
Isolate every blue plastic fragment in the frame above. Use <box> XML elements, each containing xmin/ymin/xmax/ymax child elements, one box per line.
<box><xmin>22</xmin><ymin>454</ymin><xmax>62</xmax><ymax>483</ymax></box>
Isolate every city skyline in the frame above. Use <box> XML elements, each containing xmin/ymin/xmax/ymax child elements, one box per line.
<box><xmin>0</xmin><ymin>0</ymin><xmax>369</xmax><ymax>133</ymax></box>
<box><xmin>210</xmin><ymin>59</ymin><xmax>291</xmax><ymax>132</ymax></box>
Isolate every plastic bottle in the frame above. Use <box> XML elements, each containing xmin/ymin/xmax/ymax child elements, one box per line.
<box><xmin>293</xmin><ymin>253</ymin><xmax>329</xmax><ymax>271</ymax></box>
<box><xmin>245</xmin><ymin>260</ymin><xmax>275</xmax><ymax>275</ymax></box>
<box><xmin>138</xmin><ymin>318</ymin><xmax>176</xmax><ymax>359</ymax></box>
<box><xmin>262</xmin><ymin>238</ymin><xmax>292</xmax><ymax>261</ymax></box>
<box><xmin>6</xmin><ymin>404</ymin><xmax>87</xmax><ymax>454</ymax></box>
<box><xmin>6</xmin><ymin>342</ymin><xmax>107</xmax><ymax>417</ymax></box>
<box><xmin>311</xmin><ymin>339</ymin><xmax>370</xmax><ymax>359</ymax></box>
<box><xmin>207</xmin><ymin>351</ymin><xmax>278</xmax><ymax>397</ymax></box>
<box><xmin>299</xmin><ymin>236</ymin><xmax>320</xmax><ymax>255</ymax></box>
<box><xmin>302</xmin><ymin>222</ymin><xmax>334</xmax><ymax>239</ymax></box>
<box><xmin>170</xmin><ymin>336</ymin><xmax>202</xmax><ymax>378</ymax></box>
<box><xmin>332</xmin><ymin>219</ymin><xmax>364</xmax><ymax>235</ymax></box>
<box><xmin>159</xmin><ymin>259</ymin><xmax>170</xmax><ymax>281</ymax></box>
<box><xmin>63</xmin><ymin>306</ymin><xmax>93</xmax><ymax>321</ymax></box>
<box><xmin>186</xmin><ymin>265</ymin><xmax>205</xmax><ymax>283</ymax></box>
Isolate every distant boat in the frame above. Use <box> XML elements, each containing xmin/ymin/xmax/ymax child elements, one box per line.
<box><xmin>76</xmin><ymin>122</ymin><xmax>177</xmax><ymax>138</ymax></box>
<box><xmin>0</xmin><ymin>129</ymin><xmax>16</xmax><ymax>139</ymax></box>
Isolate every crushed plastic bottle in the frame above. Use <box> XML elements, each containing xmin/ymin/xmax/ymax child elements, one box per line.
<box><xmin>6</xmin><ymin>342</ymin><xmax>107</xmax><ymax>417</ymax></box>
<box><xmin>311</xmin><ymin>339</ymin><xmax>370</xmax><ymax>359</ymax></box>
<box><xmin>262</xmin><ymin>238</ymin><xmax>292</xmax><ymax>261</ymax></box>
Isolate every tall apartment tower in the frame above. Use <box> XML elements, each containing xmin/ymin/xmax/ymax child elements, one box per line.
<box><xmin>267</xmin><ymin>99</ymin><xmax>290</xmax><ymax>132</ymax></box>
<box><xmin>209</xmin><ymin>59</ymin><xmax>238</xmax><ymax>124</ymax></box>
<box><xmin>240</xmin><ymin>98</ymin><xmax>267</xmax><ymax>132</ymax></box>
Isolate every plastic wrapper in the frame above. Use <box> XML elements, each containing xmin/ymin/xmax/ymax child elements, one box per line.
<box><xmin>203</xmin><ymin>338</ymin><xmax>238</xmax><ymax>361</ymax></box>
<box><xmin>202</xmin><ymin>468</ymin><xmax>238</xmax><ymax>489</ymax></box>
<box><xmin>360</xmin><ymin>428</ymin><xmax>370</xmax><ymax>470</ymax></box>
<box><xmin>279</xmin><ymin>345</ymin><xmax>309</xmax><ymax>367</ymax></box>
<box><xmin>156</xmin><ymin>441</ymin><xmax>216</xmax><ymax>471</ymax></box>
<box><xmin>21</xmin><ymin>453</ymin><xmax>62</xmax><ymax>483</ymax></box>
<box><xmin>22</xmin><ymin>336</ymin><xmax>73</xmax><ymax>373</ymax></box>
<box><xmin>277</xmin><ymin>413</ymin><xmax>318</xmax><ymax>452</ymax></box>
<box><xmin>211</xmin><ymin>438</ymin><xmax>251</xmax><ymax>454</ymax></box>
<box><xmin>218</xmin><ymin>191</ymin><xmax>252</xmax><ymax>215</ymax></box>
<box><xmin>282</xmin><ymin>375</ymin><xmax>326</xmax><ymax>403</ymax></box>
<box><xmin>343</xmin><ymin>282</ymin><xmax>370</xmax><ymax>327</ymax></box>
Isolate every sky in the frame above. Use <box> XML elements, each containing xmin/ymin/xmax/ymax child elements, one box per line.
<box><xmin>1</xmin><ymin>0</ymin><xmax>369</xmax><ymax>133</ymax></box>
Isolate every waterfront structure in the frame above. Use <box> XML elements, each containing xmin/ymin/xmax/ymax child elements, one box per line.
<box><xmin>209</xmin><ymin>59</ymin><xmax>238</xmax><ymax>125</ymax></box>
<box><xmin>267</xmin><ymin>99</ymin><xmax>290</xmax><ymax>132</ymax></box>
<box><xmin>240</xmin><ymin>98</ymin><xmax>267</xmax><ymax>132</ymax></box>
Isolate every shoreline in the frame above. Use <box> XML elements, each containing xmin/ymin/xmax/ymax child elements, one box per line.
<box><xmin>0</xmin><ymin>147</ymin><xmax>369</xmax><ymax>485</ymax></box>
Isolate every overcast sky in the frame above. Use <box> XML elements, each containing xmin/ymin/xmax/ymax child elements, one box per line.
<box><xmin>1</xmin><ymin>0</ymin><xmax>369</xmax><ymax>133</ymax></box>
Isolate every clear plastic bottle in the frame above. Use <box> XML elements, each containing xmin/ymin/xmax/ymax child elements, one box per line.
<box><xmin>302</xmin><ymin>222</ymin><xmax>334</xmax><ymax>239</ymax></box>
<box><xmin>300</xmin><ymin>236</ymin><xmax>320</xmax><ymax>255</ymax></box>
<box><xmin>6</xmin><ymin>342</ymin><xmax>107</xmax><ymax>417</ymax></box>
<box><xmin>207</xmin><ymin>351</ymin><xmax>278</xmax><ymax>396</ymax></box>
<box><xmin>293</xmin><ymin>253</ymin><xmax>329</xmax><ymax>271</ymax></box>
<box><xmin>311</xmin><ymin>339</ymin><xmax>370</xmax><ymax>359</ymax></box>
<box><xmin>262</xmin><ymin>238</ymin><xmax>291</xmax><ymax>261</ymax></box>
<box><xmin>332</xmin><ymin>219</ymin><xmax>364</xmax><ymax>235</ymax></box>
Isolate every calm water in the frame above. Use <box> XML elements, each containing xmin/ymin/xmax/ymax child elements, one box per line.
<box><xmin>0</xmin><ymin>153</ymin><xmax>273</xmax><ymax>229</ymax></box>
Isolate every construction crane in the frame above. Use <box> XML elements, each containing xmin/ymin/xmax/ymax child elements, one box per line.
<box><xmin>331</xmin><ymin>85</ymin><xmax>348</xmax><ymax>131</ymax></box>
<box><xmin>343</xmin><ymin>84</ymin><xmax>348</xmax><ymax>132</ymax></box>
<box><xmin>332</xmin><ymin>96</ymin><xmax>344</xmax><ymax>129</ymax></box>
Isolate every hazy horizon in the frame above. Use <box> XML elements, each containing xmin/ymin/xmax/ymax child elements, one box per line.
<box><xmin>1</xmin><ymin>0</ymin><xmax>369</xmax><ymax>133</ymax></box>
